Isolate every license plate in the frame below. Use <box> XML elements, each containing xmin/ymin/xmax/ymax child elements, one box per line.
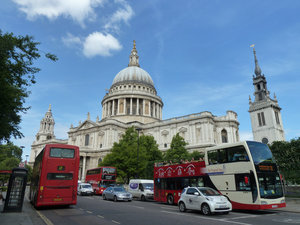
<box><xmin>53</xmin><ymin>198</ymin><xmax>63</xmax><ymax>201</ymax></box>
<box><xmin>219</xmin><ymin>205</ymin><xmax>227</xmax><ymax>208</ymax></box>
<box><xmin>272</xmin><ymin>205</ymin><xmax>278</xmax><ymax>208</ymax></box>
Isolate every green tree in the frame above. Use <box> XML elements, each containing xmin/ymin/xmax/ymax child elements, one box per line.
<box><xmin>164</xmin><ymin>133</ymin><xmax>189</xmax><ymax>163</ymax></box>
<box><xmin>101</xmin><ymin>127</ymin><xmax>162</xmax><ymax>183</ymax></box>
<box><xmin>0</xmin><ymin>143</ymin><xmax>23</xmax><ymax>186</ymax></box>
<box><xmin>0</xmin><ymin>30</ymin><xmax>57</xmax><ymax>143</ymax></box>
<box><xmin>269</xmin><ymin>137</ymin><xmax>300</xmax><ymax>184</ymax></box>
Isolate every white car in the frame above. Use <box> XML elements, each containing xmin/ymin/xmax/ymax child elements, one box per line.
<box><xmin>178</xmin><ymin>187</ymin><xmax>232</xmax><ymax>215</ymax></box>
<box><xmin>77</xmin><ymin>183</ymin><xmax>93</xmax><ymax>196</ymax></box>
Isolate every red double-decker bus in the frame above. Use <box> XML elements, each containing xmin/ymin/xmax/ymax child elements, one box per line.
<box><xmin>30</xmin><ymin>144</ymin><xmax>80</xmax><ymax>207</ymax></box>
<box><xmin>85</xmin><ymin>167</ymin><xmax>116</xmax><ymax>195</ymax></box>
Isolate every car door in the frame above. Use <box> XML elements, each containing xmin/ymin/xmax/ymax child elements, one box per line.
<box><xmin>185</xmin><ymin>188</ymin><xmax>200</xmax><ymax>210</ymax></box>
<box><xmin>106</xmin><ymin>187</ymin><xmax>113</xmax><ymax>200</ymax></box>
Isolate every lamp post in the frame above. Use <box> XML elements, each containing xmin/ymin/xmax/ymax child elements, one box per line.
<box><xmin>136</xmin><ymin>127</ymin><xmax>142</xmax><ymax>178</ymax></box>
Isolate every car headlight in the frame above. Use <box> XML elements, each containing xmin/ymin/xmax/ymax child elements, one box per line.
<box><xmin>261</xmin><ymin>201</ymin><xmax>267</xmax><ymax>205</ymax></box>
<box><xmin>206</xmin><ymin>197</ymin><xmax>214</xmax><ymax>201</ymax></box>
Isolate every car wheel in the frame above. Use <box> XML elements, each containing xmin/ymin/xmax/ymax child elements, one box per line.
<box><xmin>141</xmin><ymin>195</ymin><xmax>146</xmax><ymax>201</ymax></box>
<box><xmin>167</xmin><ymin>194</ymin><xmax>174</xmax><ymax>205</ymax></box>
<box><xmin>179</xmin><ymin>202</ymin><xmax>186</xmax><ymax>212</ymax></box>
<box><xmin>103</xmin><ymin>194</ymin><xmax>106</xmax><ymax>200</ymax></box>
<box><xmin>201</xmin><ymin>203</ymin><xmax>211</xmax><ymax>215</ymax></box>
<box><xmin>114</xmin><ymin>196</ymin><xmax>118</xmax><ymax>202</ymax></box>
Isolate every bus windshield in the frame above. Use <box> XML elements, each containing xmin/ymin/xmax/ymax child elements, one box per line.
<box><xmin>247</xmin><ymin>141</ymin><xmax>276</xmax><ymax>165</ymax></box>
<box><xmin>257</xmin><ymin>172</ymin><xmax>284</xmax><ymax>199</ymax></box>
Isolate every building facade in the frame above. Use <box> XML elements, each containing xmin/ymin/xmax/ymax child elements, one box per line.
<box><xmin>249</xmin><ymin>47</ymin><xmax>285</xmax><ymax>144</ymax></box>
<box><xmin>30</xmin><ymin>41</ymin><xmax>240</xmax><ymax>181</ymax></box>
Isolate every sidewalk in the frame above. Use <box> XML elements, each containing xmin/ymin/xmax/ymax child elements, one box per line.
<box><xmin>0</xmin><ymin>195</ymin><xmax>299</xmax><ymax>225</ymax></box>
<box><xmin>0</xmin><ymin>192</ymin><xmax>47</xmax><ymax>225</ymax></box>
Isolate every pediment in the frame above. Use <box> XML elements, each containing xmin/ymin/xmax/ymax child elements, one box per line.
<box><xmin>77</xmin><ymin>120</ymin><xmax>97</xmax><ymax>131</ymax></box>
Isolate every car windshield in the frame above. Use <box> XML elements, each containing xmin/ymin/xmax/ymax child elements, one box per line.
<box><xmin>113</xmin><ymin>187</ymin><xmax>125</xmax><ymax>192</ymax></box>
<box><xmin>82</xmin><ymin>185</ymin><xmax>91</xmax><ymax>188</ymax></box>
<box><xmin>199</xmin><ymin>188</ymin><xmax>220</xmax><ymax>196</ymax></box>
<box><xmin>142</xmin><ymin>183</ymin><xmax>153</xmax><ymax>190</ymax></box>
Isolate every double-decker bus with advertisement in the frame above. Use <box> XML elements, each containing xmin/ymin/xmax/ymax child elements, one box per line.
<box><xmin>85</xmin><ymin>167</ymin><xmax>116</xmax><ymax>195</ymax></box>
<box><xmin>154</xmin><ymin>141</ymin><xmax>286</xmax><ymax>210</ymax></box>
<box><xmin>30</xmin><ymin>144</ymin><xmax>80</xmax><ymax>207</ymax></box>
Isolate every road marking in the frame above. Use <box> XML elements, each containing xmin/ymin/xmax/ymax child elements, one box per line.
<box><xmin>161</xmin><ymin>210</ymin><xmax>252</xmax><ymax>225</ymax></box>
<box><xmin>112</xmin><ymin>220</ymin><xmax>121</xmax><ymax>224</ymax></box>
<box><xmin>36</xmin><ymin>210</ymin><xmax>55</xmax><ymax>225</ymax></box>
<box><xmin>97</xmin><ymin>215</ymin><xmax>104</xmax><ymax>218</ymax></box>
<box><xmin>79</xmin><ymin>208</ymin><xmax>84</xmax><ymax>210</ymax></box>
<box><xmin>131</xmin><ymin>205</ymin><xmax>144</xmax><ymax>209</ymax></box>
<box><xmin>86</xmin><ymin>210</ymin><xmax>93</xmax><ymax>214</ymax></box>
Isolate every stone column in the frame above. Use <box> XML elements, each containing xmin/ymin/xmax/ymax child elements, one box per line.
<box><xmin>124</xmin><ymin>98</ymin><xmax>127</xmax><ymax>115</ymax></box>
<box><xmin>112</xmin><ymin>100</ymin><xmax>115</xmax><ymax>116</ymax></box>
<box><xmin>108</xmin><ymin>101</ymin><xmax>111</xmax><ymax>117</ymax></box>
<box><xmin>130</xmin><ymin>98</ymin><xmax>133</xmax><ymax>115</ymax></box>
<box><xmin>117</xmin><ymin>99</ymin><xmax>120</xmax><ymax>115</ymax></box>
<box><xmin>81</xmin><ymin>156</ymin><xmax>86</xmax><ymax>182</ymax></box>
<box><xmin>137</xmin><ymin>98</ymin><xmax>139</xmax><ymax>115</ymax></box>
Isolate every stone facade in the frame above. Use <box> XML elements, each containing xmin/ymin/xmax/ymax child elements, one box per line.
<box><xmin>29</xmin><ymin>41</ymin><xmax>240</xmax><ymax>181</ymax></box>
<box><xmin>248</xmin><ymin>47</ymin><xmax>285</xmax><ymax>144</ymax></box>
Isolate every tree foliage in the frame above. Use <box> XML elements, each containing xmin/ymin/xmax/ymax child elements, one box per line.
<box><xmin>101</xmin><ymin>127</ymin><xmax>162</xmax><ymax>183</ymax></box>
<box><xmin>0</xmin><ymin>30</ymin><xmax>57</xmax><ymax>143</ymax></box>
<box><xmin>0</xmin><ymin>143</ymin><xmax>23</xmax><ymax>185</ymax></box>
<box><xmin>269</xmin><ymin>137</ymin><xmax>300</xmax><ymax>184</ymax></box>
<box><xmin>164</xmin><ymin>133</ymin><xmax>189</xmax><ymax>162</ymax></box>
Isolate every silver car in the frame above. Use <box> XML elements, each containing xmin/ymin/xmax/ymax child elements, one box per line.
<box><xmin>178</xmin><ymin>187</ymin><xmax>232</xmax><ymax>215</ymax></box>
<box><xmin>102</xmin><ymin>187</ymin><xmax>132</xmax><ymax>202</ymax></box>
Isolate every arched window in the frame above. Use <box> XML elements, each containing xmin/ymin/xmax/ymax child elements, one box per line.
<box><xmin>85</xmin><ymin>134</ymin><xmax>89</xmax><ymax>146</ymax></box>
<box><xmin>262</xmin><ymin>137</ymin><xmax>268</xmax><ymax>144</ymax></box>
<box><xmin>98</xmin><ymin>158</ymin><xmax>102</xmax><ymax>165</ymax></box>
<box><xmin>221</xmin><ymin>129</ymin><xmax>228</xmax><ymax>143</ymax></box>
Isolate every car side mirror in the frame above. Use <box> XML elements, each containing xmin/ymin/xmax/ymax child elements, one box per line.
<box><xmin>194</xmin><ymin>192</ymin><xmax>199</xmax><ymax>196</ymax></box>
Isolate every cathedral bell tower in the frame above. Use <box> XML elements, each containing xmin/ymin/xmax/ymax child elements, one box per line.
<box><xmin>35</xmin><ymin>104</ymin><xmax>55</xmax><ymax>143</ymax></box>
<box><xmin>248</xmin><ymin>47</ymin><xmax>285</xmax><ymax>144</ymax></box>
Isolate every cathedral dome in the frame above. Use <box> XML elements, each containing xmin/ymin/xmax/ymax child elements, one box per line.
<box><xmin>112</xmin><ymin>66</ymin><xmax>154</xmax><ymax>87</ymax></box>
<box><xmin>111</xmin><ymin>40</ymin><xmax>154</xmax><ymax>88</ymax></box>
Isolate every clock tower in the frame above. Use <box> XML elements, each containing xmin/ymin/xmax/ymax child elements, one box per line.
<box><xmin>248</xmin><ymin>47</ymin><xmax>285</xmax><ymax>144</ymax></box>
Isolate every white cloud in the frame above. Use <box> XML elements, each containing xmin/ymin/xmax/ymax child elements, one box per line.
<box><xmin>62</xmin><ymin>33</ymin><xmax>82</xmax><ymax>47</ymax></box>
<box><xmin>12</xmin><ymin>0</ymin><xmax>105</xmax><ymax>26</ymax></box>
<box><xmin>83</xmin><ymin>32</ymin><xmax>122</xmax><ymax>57</ymax></box>
<box><xmin>104</xmin><ymin>0</ymin><xmax>134</xmax><ymax>32</ymax></box>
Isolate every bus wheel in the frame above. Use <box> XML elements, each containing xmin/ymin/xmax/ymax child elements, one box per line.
<box><xmin>141</xmin><ymin>195</ymin><xmax>146</xmax><ymax>201</ymax></box>
<box><xmin>179</xmin><ymin>202</ymin><xmax>186</xmax><ymax>212</ymax></box>
<box><xmin>114</xmin><ymin>196</ymin><xmax>118</xmax><ymax>202</ymax></box>
<box><xmin>201</xmin><ymin>203</ymin><xmax>211</xmax><ymax>215</ymax></box>
<box><xmin>167</xmin><ymin>194</ymin><xmax>174</xmax><ymax>205</ymax></box>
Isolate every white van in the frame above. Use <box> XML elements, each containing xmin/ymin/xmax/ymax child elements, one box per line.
<box><xmin>77</xmin><ymin>183</ymin><xmax>93</xmax><ymax>196</ymax></box>
<box><xmin>128</xmin><ymin>179</ymin><xmax>154</xmax><ymax>201</ymax></box>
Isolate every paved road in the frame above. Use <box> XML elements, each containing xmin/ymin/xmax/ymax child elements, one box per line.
<box><xmin>35</xmin><ymin>195</ymin><xmax>300</xmax><ymax>225</ymax></box>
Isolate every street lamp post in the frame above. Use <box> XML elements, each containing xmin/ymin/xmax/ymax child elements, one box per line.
<box><xmin>136</xmin><ymin>127</ymin><xmax>142</xmax><ymax>178</ymax></box>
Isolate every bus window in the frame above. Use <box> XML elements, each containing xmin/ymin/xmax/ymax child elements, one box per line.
<box><xmin>228</xmin><ymin>146</ymin><xmax>249</xmax><ymax>162</ymax></box>
<box><xmin>208</xmin><ymin>150</ymin><xmax>218</xmax><ymax>164</ymax></box>
<box><xmin>50</xmin><ymin>148</ymin><xmax>75</xmax><ymax>158</ymax></box>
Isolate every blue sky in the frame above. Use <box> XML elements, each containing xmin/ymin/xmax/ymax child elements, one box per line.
<box><xmin>1</xmin><ymin>0</ymin><xmax>300</xmax><ymax>161</ymax></box>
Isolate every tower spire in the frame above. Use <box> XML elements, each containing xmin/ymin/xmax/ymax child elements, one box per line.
<box><xmin>253</xmin><ymin>47</ymin><xmax>262</xmax><ymax>76</ymax></box>
<box><xmin>128</xmin><ymin>40</ymin><xmax>140</xmax><ymax>67</ymax></box>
